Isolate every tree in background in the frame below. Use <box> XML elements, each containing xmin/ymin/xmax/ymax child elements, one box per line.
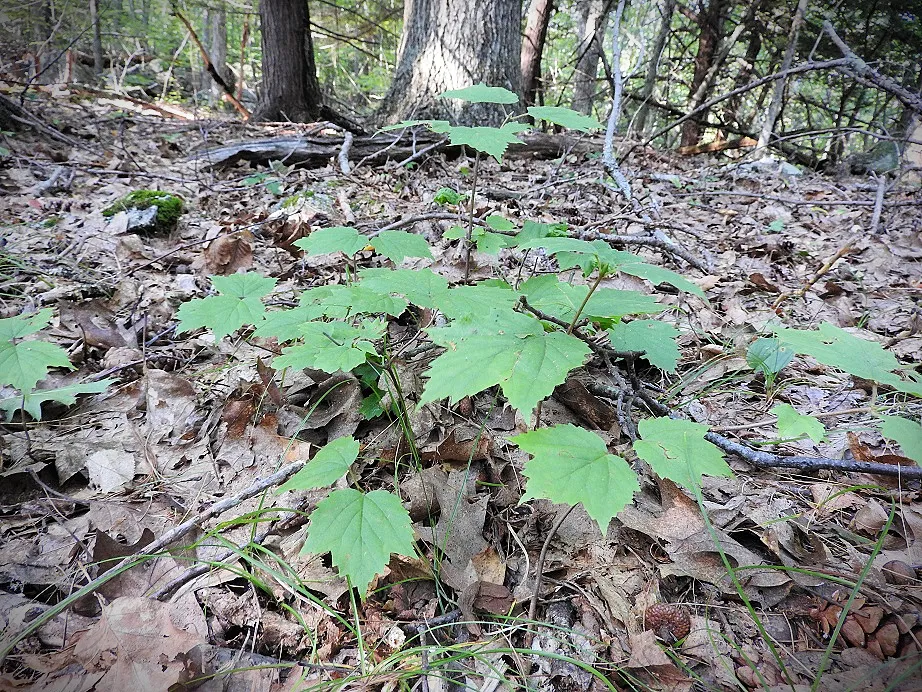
<box><xmin>680</xmin><ymin>0</ymin><xmax>729</xmax><ymax>146</ymax></box>
<box><xmin>376</xmin><ymin>0</ymin><xmax>522</xmax><ymax>126</ymax></box>
<box><xmin>253</xmin><ymin>0</ymin><xmax>323</xmax><ymax>122</ymax></box>
<box><xmin>521</xmin><ymin>0</ymin><xmax>554</xmax><ymax>107</ymax></box>
<box><xmin>570</xmin><ymin>0</ymin><xmax>611</xmax><ymax>116</ymax></box>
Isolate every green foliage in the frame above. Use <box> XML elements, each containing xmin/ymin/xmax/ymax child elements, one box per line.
<box><xmin>295</xmin><ymin>227</ymin><xmax>433</xmax><ymax>263</ymax></box>
<box><xmin>438</xmin><ymin>84</ymin><xmax>518</xmax><ymax>104</ymax></box>
<box><xmin>607</xmin><ymin>320</ymin><xmax>680</xmax><ymax>372</ymax></box>
<box><xmin>772</xmin><ymin>404</ymin><xmax>826</xmax><ymax>443</ymax></box>
<box><xmin>277</xmin><ymin>436</ymin><xmax>359</xmax><ymax>491</ymax></box>
<box><xmin>514</xmin><ymin>424</ymin><xmax>639</xmax><ymax>534</ymax></box>
<box><xmin>0</xmin><ymin>310</ymin><xmax>112</xmax><ymax>420</ymax></box>
<box><xmin>102</xmin><ymin>190</ymin><xmax>184</xmax><ymax>233</ymax></box>
<box><xmin>518</xmin><ymin>275</ymin><xmax>663</xmax><ymax>324</ymax></box>
<box><xmin>527</xmin><ymin>106</ymin><xmax>602</xmax><ymax>132</ymax></box>
<box><xmin>747</xmin><ymin>338</ymin><xmax>794</xmax><ymax>385</ymax></box>
<box><xmin>434</xmin><ymin>122</ymin><xmax>530</xmax><ymax>161</ymax></box>
<box><xmin>0</xmin><ymin>309</ymin><xmax>71</xmax><ymax>392</ymax></box>
<box><xmin>274</xmin><ymin>320</ymin><xmax>384</xmax><ymax>373</ymax></box>
<box><xmin>303</xmin><ymin>487</ymin><xmax>415</xmax><ymax>597</ymax></box>
<box><xmin>176</xmin><ymin>273</ymin><xmax>276</xmax><ymax>341</ymax></box>
<box><xmin>770</xmin><ymin>323</ymin><xmax>922</xmax><ymax>397</ymax></box>
<box><xmin>419</xmin><ymin>308</ymin><xmax>591</xmax><ymax>417</ymax></box>
<box><xmin>433</xmin><ymin>187</ymin><xmax>466</xmax><ymax>206</ymax></box>
<box><xmin>879</xmin><ymin>416</ymin><xmax>922</xmax><ymax>465</ymax></box>
<box><xmin>633</xmin><ymin>417</ymin><xmax>732</xmax><ymax>491</ymax></box>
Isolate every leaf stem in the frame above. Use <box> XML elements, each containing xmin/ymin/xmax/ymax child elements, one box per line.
<box><xmin>463</xmin><ymin>152</ymin><xmax>480</xmax><ymax>282</ymax></box>
<box><xmin>567</xmin><ymin>271</ymin><xmax>604</xmax><ymax>335</ymax></box>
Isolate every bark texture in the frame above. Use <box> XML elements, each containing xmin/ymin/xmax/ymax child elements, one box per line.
<box><xmin>521</xmin><ymin>0</ymin><xmax>554</xmax><ymax>107</ymax></box>
<box><xmin>376</xmin><ymin>0</ymin><xmax>523</xmax><ymax>126</ymax></box>
<box><xmin>571</xmin><ymin>0</ymin><xmax>610</xmax><ymax>115</ymax></box>
<box><xmin>633</xmin><ymin>0</ymin><xmax>675</xmax><ymax>133</ymax></box>
<box><xmin>254</xmin><ymin>0</ymin><xmax>323</xmax><ymax>122</ymax></box>
<box><xmin>680</xmin><ymin>0</ymin><xmax>729</xmax><ymax>146</ymax></box>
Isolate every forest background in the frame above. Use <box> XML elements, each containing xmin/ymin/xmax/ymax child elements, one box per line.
<box><xmin>0</xmin><ymin>0</ymin><xmax>921</xmax><ymax>690</ymax></box>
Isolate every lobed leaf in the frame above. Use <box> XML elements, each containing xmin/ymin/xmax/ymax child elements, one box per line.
<box><xmin>0</xmin><ymin>340</ymin><xmax>73</xmax><ymax>392</ymax></box>
<box><xmin>303</xmin><ymin>488</ymin><xmax>415</xmax><ymax>597</ymax></box>
<box><xmin>438</xmin><ymin>83</ymin><xmax>518</xmax><ymax>104</ymax></box>
<box><xmin>772</xmin><ymin>404</ymin><xmax>826</xmax><ymax>443</ymax></box>
<box><xmin>273</xmin><ymin>320</ymin><xmax>384</xmax><ymax>373</ymax></box>
<box><xmin>607</xmin><ymin>320</ymin><xmax>680</xmax><ymax>372</ymax></box>
<box><xmin>879</xmin><ymin>415</ymin><xmax>922</xmax><ymax>465</ymax></box>
<box><xmin>527</xmin><ymin>106</ymin><xmax>602</xmax><ymax>132</ymax></box>
<box><xmin>277</xmin><ymin>436</ymin><xmax>359</xmax><ymax>491</ymax></box>
<box><xmin>0</xmin><ymin>378</ymin><xmax>114</xmax><ymax>421</ymax></box>
<box><xmin>633</xmin><ymin>417</ymin><xmax>732</xmax><ymax>490</ymax></box>
<box><xmin>295</xmin><ymin>226</ymin><xmax>370</xmax><ymax>257</ymax></box>
<box><xmin>371</xmin><ymin>230</ymin><xmax>433</xmax><ymax>262</ymax></box>
<box><xmin>514</xmin><ymin>424</ymin><xmax>639</xmax><ymax>534</ymax></box>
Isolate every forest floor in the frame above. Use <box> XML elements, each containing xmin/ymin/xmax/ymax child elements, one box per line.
<box><xmin>1</xmin><ymin>86</ymin><xmax>922</xmax><ymax>692</ymax></box>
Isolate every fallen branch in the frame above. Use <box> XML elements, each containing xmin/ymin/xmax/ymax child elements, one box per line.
<box><xmin>0</xmin><ymin>459</ymin><xmax>308</xmax><ymax>664</ymax></box>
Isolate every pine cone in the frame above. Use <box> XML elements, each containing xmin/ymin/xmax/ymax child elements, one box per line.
<box><xmin>644</xmin><ymin>603</ymin><xmax>692</xmax><ymax>643</ymax></box>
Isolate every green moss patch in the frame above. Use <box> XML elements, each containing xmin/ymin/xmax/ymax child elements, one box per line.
<box><xmin>102</xmin><ymin>190</ymin><xmax>184</xmax><ymax>234</ymax></box>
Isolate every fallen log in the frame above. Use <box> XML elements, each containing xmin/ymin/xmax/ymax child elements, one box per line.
<box><xmin>189</xmin><ymin>130</ymin><xmax>597</xmax><ymax>170</ymax></box>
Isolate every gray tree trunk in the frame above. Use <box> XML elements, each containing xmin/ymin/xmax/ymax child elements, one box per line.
<box><xmin>89</xmin><ymin>0</ymin><xmax>103</xmax><ymax>74</ymax></box>
<box><xmin>521</xmin><ymin>0</ymin><xmax>554</xmax><ymax>107</ymax></box>
<box><xmin>633</xmin><ymin>0</ymin><xmax>676</xmax><ymax>133</ymax></box>
<box><xmin>755</xmin><ymin>0</ymin><xmax>809</xmax><ymax>150</ymax></box>
<box><xmin>571</xmin><ymin>0</ymin><xmax>610</xmax><ymax>116</ymax></box>
<box><xmin>376</xmin><ymin>0</ymin><xmax>523</xmax><ymax>126</ymax></box>
<box><xmin>208</xmin><ymin>5</ymin><xmax>233</xmax><ymax>103</ymax></box>
<box><xmin>254</xmin><ymin>0</ymin><xmax>323</xmax><ymax>122</ymax></box>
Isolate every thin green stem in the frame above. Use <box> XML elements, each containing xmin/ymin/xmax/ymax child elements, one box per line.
<box><xmin>567</xmin><ymin>271</ymin><xmax>604</xmax><ymax>335</ymax></box>
<box><xmin>463</xmin><ymin>153</ymin><xmax>480</xmax><ymax>282</ymax></box>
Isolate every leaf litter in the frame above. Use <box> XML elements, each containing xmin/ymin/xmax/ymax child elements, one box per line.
<box><xmin>0</xmin><ymin>90</ymin><xmax>921</xmax><ymax>691</ymax></box>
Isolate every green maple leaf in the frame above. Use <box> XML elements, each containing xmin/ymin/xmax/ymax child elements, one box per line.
<box><xmin>772</xmin><ymin>404</ymin><xmax>826</xmax><ymax>443</ymax></box>
<box><xmin>303</xmin><ymin>488</ymin><xmax>415</xmax><ymax>597</ymax></box>
<box><xmin>485</xmin><ymin>215</ymin><xmax>516</xmax><ymax>231</ymax></box>
<box><xmin>302</xmin><ymin>285</ymin><xmax>408</xmax><ymax>318</ymax></box>
<box><xmin>177</xmin><ymin>273</ymin><xmax>276</xmax><ymax>341</ymax></box>
<box><xmin>0</xmin><ymin>340</ymin><xmax>72</xmax><ymax>392</ymax></box>
<box><xmin>607</xmin><ymin>320</ymin><xmax>680</xmax><ymax>372</ymax></box>
<box><xmin>518</xmin><ymin>275</ymin><xmax>663</xmax><ymax>324</ymax></box>
<box><xmin>438</xmin><ymin>83</ymin><xmax>518</xmax><ymax>104</ymax></box>
<box><xmin>879</xmin><ymin>416</ymin><xmax>922</xmax><ymax>465</ymax></box>
<box><xmin>0</xmin><ymin>379</ymin><xmax>114</xmax><ymax>421</ymax></box>
<box><xmin>358</xmin><ymin>268</ymin><xmax>449</xmax><ymax>309</ymax></box>
<box><xmin>518</xmin><ymin>238</ymin><xmax>705</xmax><ymax>298</ymax></box>
<box><xmin>633</xmin><ymin>417</ymin><xmax>732</xmax><ymax>490</ymax></box>
<box><xmin>273</xmin><ymin>320</ymin><xmax>383</xmax><ymax>373</ymax></box>
<box><xmin>527</xmin><ymin>106</ymin><xmax>602</xmax><ymax>132</ymax></box>
<box><xmin>370</xmin><ymin>230</ymin><xmax>433</xmax><ymax>262</ymax></box>
<box><xmin>0</xmin><ymin>309</ymin><xmax>55</xmax><ymax>341</ymax></box>
<box><xmin>514</xmin><ymin>424</ymin><xmax>639</xmax><ymax>534</ymax></box>
<box><xmin>432</xmin><ymin>283</ymin><xmax>518</xmax><ymax>319</ymax></box>
<box><xmin>770</xmin><ymin>323</ymin><xmax>922</xmax><ymax>396</ymax></box>
<box><xmin>420</xmin><ymin>308</ymin><xmax>590</xmax><ymax>417</ymax></box>
<box><xmin>434</xmin><ymin>123</ymin><xmax>529</xmax><ymax>161</ymax></box>
<box><xmin>253</xmin><ymin>306</ymin><xmax>325</xmax><ymax>342</ymax></box>
<box><xmin>278</xmin><ymin>436</ymin><xmax>359</xmax><ymax>491</ymax></box>
<box><xmin>295</xmin><ymin>226</ymin><xmax>370</xmax><ymax>256</ymax></box>
<box><xmin>746</xmin><ymin>338</ymin><xmax>794</xmax><ymax>376</ymax></box>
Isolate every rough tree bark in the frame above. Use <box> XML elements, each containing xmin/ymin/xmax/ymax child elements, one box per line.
<box><xmin>376</xmin><ymin>0</ymin><xmax>523</xmax><ymax>126</ymax></box>
<box><xmin>206</xmin><ymin>5</ymin><xmax>233</xmax><ymax>104</ymax></box>
<box><xmin>571</xmin><ymin>0</ymin><xmax>610</xmax><ymax>115</ymax></box>
<box><xmin>89</xmin><ymin>0</ymin><xmax>103</xmax><ymax>74</ymax></box>
<box><xmin>755</xmin><ymin>0</ymin><xmax>809</xmax><ymax>150</ymax></box>
<box><xmin>680</xmin><ymin>0</ymin><xmax>729</xmax><ymax>147</ymax></box>
<box><xmin>633</xmin><ymin>0</ymin><xmax>676</xmax><ymax>132</ymax></box>
<box><xmin>521</xmin><ymin>0</ymin><xmax>554</xmax><ymax>107</ymax></box>
<box><xmin>253</xmin><ymin>0</ymin><xmax>323</xmax><ymax>122</ymax></box>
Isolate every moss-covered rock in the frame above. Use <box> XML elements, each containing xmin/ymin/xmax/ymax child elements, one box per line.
<box><xmin>102</xmin><ymin>190</ymin><xmax>184</xmax><ymax>235</ymax></box>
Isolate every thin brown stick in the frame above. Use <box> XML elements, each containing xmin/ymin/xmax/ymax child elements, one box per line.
<box><xmin>524</xmin><ymin>504</ymin><xmax>576</xmax><ymax>649</ymax></box>
<box><xmin>171</xmin><ymin>5</ymin><xmax>250</xmax><ymax>119</ymax></box>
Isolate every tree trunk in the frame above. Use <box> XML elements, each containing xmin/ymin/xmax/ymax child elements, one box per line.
<box><xmin>89</xmin><ymin>0</ymin><xmax>104</xmax><ymax>74</ymax></box>
<box><xmin>633</xmin><ymin>0</ymin><xmax>676</xmax><ymax>132</ymax></box>
<box><xmin>521</xmin><ymin>0</ymin><xmax>554</xmax><ymax>107</ymax></box>
<box><xmin>208</xmin><ymin>5</ymin><xmax>233</xmax><ymax>103</ymax></box>
<box><xmin>755</xmin><ymin>0</ymin><xmax>809</xmax><ymax>150</ymax></box>
<box><xmin>376</xmin><ymin>0</ymin><xmax>523</xmax><ymax>126</ymax></box>
<box><xmin>680</xmin><ymin>0</ymin><xmax>729</xmax><ymax>147</ymax></box>
<box><xmin>571</xmin><ymin>0</ymin><xmax>610</xmax><ymax>116</ymax></box>
<box><xmin>253</xmin><ymin>0</ymin><xmax>323</xmax><ymax>122</ymax></box>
